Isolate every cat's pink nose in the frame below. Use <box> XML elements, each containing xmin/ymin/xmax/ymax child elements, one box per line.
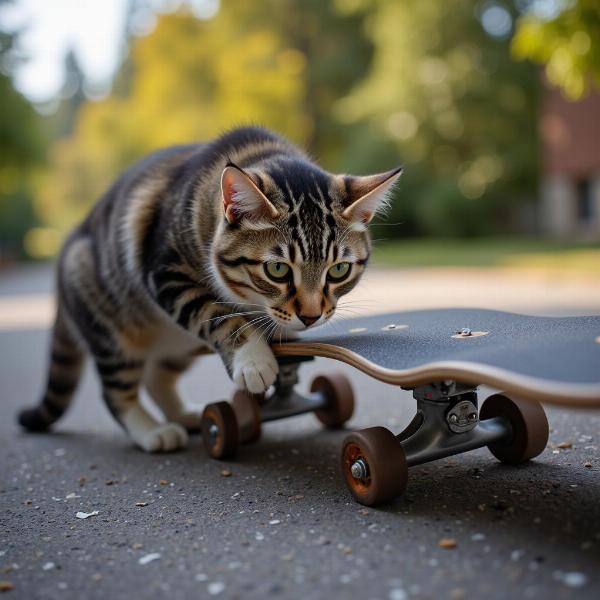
<box><xmin>298</xmin><ymin>314</ymin><xmax>320</xmax><ymax>327</ymax></box>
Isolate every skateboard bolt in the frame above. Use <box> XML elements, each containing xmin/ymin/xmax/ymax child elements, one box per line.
<box><xmin>208</xmin><ymin>424</ymin><xmax>219</xmax><ymax>437</ymax></box>
<box><xmin>468</xmin><ymin>412</ymin><xmax>478</xmax><ymax>422</ymax></box>
<box><xmin>350</xmin><ymin>458</ymin><xmax>369</xmax><ymax>479</ymax></box>
<box><xmin>448</xmin><ymin>413</ymin><xmax>459</xmax><ymax>424</ymax></box>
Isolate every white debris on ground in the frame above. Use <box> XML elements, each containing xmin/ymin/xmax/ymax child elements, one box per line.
<box><xmin>75</xmin><ymin>511</ymin><xmax>99</xmax><ymax>519</ymax></box>
<box><xmin>53</xmin><ymin>492</ymin><xmax>81</xmax><ymax>502</ymax></box>
<box><xmin>138</xmin><ymin>553</ymin><xmax>161</xmax><ymax>566</ymax></box>
<box><xmin>553</xmin><ymin>571</ymin><xmax>588</xmax><ymax>588</ymax></box>
<box><xmin>207</xmin><ymin>581</ymin><xmax>225</xmax><ymax>595</ymax></box>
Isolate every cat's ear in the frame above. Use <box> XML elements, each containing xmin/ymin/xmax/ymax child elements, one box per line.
<box><xmin>221</xmin><ymin>164</ymin><xmax>279</xmax><ymax>223</ymax></box>
<box><xmin>341</xmin><ymin>166</ymin><xmax>403</xmax><ymax>224</ymax></box>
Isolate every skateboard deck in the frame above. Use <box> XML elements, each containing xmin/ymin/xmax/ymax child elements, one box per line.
<box><xmin>202</xmin><ymin>308</ymin><xmax>599</xmax><ymax>504</ymax></box>
<box><xmin>273</xmin><ymin>308</ymin><xmax>600</xmax><ymax>407</ymax></box>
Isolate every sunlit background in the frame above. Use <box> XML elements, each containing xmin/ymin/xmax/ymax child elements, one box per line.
<box><xmin>0</xmin><ymin>0</ymin><xmax>599</xmax><ymax>273</ymax></box>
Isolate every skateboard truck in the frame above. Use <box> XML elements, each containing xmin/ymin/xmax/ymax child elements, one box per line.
<box><xmin>342</xmin><ymin>382</ymin><xmax>549</xmax><ymax>506</ymax></box>
<box><xmin>200</xmin><ymin>357</ymin><xmax>355</xmax><ymax>459</ymax></box>
<box><xmin>394</xmin><ymin>382</ymin><xmax>509</xmax><ymax>467</ymax></box>
<box><xmin>259</xmin><ymin>359</ymin><xmax>326</xmax><ymax>423</ymax></box>
<box><xmin>346</xmin><ymin>382</ymin><xmax>509</xmax><ymax>476</ymax></box>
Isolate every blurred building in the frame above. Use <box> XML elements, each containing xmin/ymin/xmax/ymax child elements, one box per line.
<box><xmin>539</xmin><ymin>78</ymin><xmax>600</xmax><ymax>239</ymax></box>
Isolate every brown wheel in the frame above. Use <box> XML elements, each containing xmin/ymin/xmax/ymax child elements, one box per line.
<box><xmin>341</xmin><ymin>427</ymin><xmax>408</xmax><ymax>506</ymax></box>
<box><xmin>231</xmin><ymin>389</ymin><xmax>262</xmax><ymax>444</ymax></box>
<box><xmin>311</xmin><ymin>372</ymin><xmax>355</xmax><ymax>429</ymax></box>
<box><xmin>480</xmin><ymin>394</ymin><xmax>549</xmax><ymax>464</ymax></box>
<box><xmin>201</xmin><ymin>401</ymin><xmax>239</xmax><ymax>459</ymax></box>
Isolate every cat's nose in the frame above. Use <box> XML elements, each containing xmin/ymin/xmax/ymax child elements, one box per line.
<box><xmin>298</xmin><ymin>314</ymin><xmax>320</xmax><ymax>327</ymax></box>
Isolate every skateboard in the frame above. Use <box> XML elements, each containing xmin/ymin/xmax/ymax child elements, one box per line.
<box><xmin>200</xmin><ymin>308</ymin><xmax>600</xmax><ymax>506</ymax></box>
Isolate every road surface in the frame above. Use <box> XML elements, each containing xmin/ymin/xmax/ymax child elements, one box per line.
<box><xmin>1</xmin><ymin>264</ymin><xmax>599</xmax><ymax>599</ymax></box>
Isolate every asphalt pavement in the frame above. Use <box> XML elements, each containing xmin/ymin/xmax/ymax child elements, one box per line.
<box><xmin>1</xmin><ymin>264</ymin><xmax>599</xmax><ymax>600</ymax></box>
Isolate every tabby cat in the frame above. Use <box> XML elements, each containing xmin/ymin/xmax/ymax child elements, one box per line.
<box><xmin>18</xmin><ymin>127</ymin><xmax>402</xmax><ymax>452</ymax></box>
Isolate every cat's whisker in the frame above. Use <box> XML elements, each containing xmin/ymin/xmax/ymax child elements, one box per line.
<box><xmin>232</xmin><ymin>322</ymin><xmax>269</xmax><ymax>347</ymax></box>
<box><xmin>195</xmin><ymin>310</ymin><xmax>264</xmax><ymax>328</ymax></box>
<box><xmin>258</xmin><ymin>318</ymin><xmax>279</xmax><ymax>345</ymax></box>
<box><xmin>248</xmin><ymin>321</ymin><xmax>268</xmax><ymax>346</ymax></box>
<box><xmin>335</xmin><ymin>305</ymin><xmax>367</xmax><ymax>315</ymax></box>
<box><xmin>227</xmin><ymin>315</ymin><xmax>268</xmax><ymax>343</ymax></box>
<box><xmin>230</xmin><ymin>315</ymin><xmax>271</xmax><ymax>344</ymax></box>
<box><xmin>263</xmin><ymin>323</ymin><xmax>277</xmax><ymax>344</ymax></box>
<box><xmin>337</xmin><ymin>299</ymin><xmax>377</xmax><ymax>310</ymax></box>
<box><xmin>323</xmin><ymin>316</ymin><xmax>344</xmax><ymax>336</ymax></box>
<box><xmin>335</xmin><ymin>304</ymin><xmax>364</xmax><ymax>312</ymax></box>
<box><xmin>268</xmin><ymin>321</ymin><xmax>281</xmax><ymax>342</ymax></box>
<box><xmin>368</xmin><ymin>221</ymin><xmax>405</xmax><ymax>226</ymax></box>
<box><xmin>256</xmin><ymin>319</ymin><xmax>276</xmax><ymax>345</ymax></box>
<box><xmin>337</xmin><ymin>301</ymin><xmax>375</xmax><ymax>309</ymax></box>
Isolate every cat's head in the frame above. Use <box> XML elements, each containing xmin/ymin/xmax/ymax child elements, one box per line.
<box><xmin>211</xmin><ymin>158</ymin><xmax>402</xmax><ymax>333</ymax></box>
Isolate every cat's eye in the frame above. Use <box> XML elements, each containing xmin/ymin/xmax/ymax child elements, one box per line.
<box><xmin>264</xmin><ymin>261</ymin><xmax>291</xmax><ymax>282</ymax></box>
<box><xmin>327</xmin><ymin>262</ymin><xmax>351</xmax><ymax>282</ymax></box>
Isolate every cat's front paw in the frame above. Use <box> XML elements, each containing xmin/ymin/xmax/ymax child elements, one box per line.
<box><xmin>136</xmin><ymin>423</ymin><xmax>189</xmax><ymax>452</ymax></box>
<box><xmin>232</xmin><ymin>341</ymin><xmax>278</xmax><ymax>394</ymax></box>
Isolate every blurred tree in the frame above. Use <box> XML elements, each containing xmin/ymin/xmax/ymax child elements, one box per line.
<box><xmin>49</xmin><ymin>48</ymin><xmax>87</xmax><ymax>138</ymax></box>
<box><xmin>512</xmin><ymin>0</ymin><xmax>600</xmax><ymax>99</ymax></box>
<box><xmin>36</xmin><ymin>1</ymin><xmax>371</xmax><ymax>236</ymax></box>
<box><xmin>271</xmin><ymin>0</ymin><xmax>372</xmax><ymax>161</ymax></box>
<box><xmin>112</xmin><ymin>0</ymin><xmax>159</xmax><ymax>98</ymax></box>
<box><xmin>337</xmin><ymin>0</ymin><xmax>538</xmax><ymax>237</ymax></box>
<box><xmin>35</xmin><ymin>0</ymin><xmax>547</xmax><ymax>244</ymax></box>
<box><xmin>0</xmin><ymin>0</ymin><xmax>45</xmax><ymax>259</ymax></box>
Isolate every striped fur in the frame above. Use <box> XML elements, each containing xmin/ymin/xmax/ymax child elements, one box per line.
<box><xmin>18</xmin><ymin>127</ymin><xmax>401</xmax><ymax>452</ymax></box>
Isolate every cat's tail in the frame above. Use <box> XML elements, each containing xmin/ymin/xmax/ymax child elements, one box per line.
<box><xmin>18</xmin><ymin>304</ymin><xmax>85</xmax><ymax>431</ymax></box>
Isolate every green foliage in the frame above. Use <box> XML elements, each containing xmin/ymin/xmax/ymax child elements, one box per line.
<box><xmin>512</xmin><ymin>0</ymin><xmax>600</xmax><ymax>99</ymax></box>
<box><xmin>338</xmin><ymin>0</ymin><xmax>538</xmax><ymax>237</ymax></box>
<box><xmin>37</xmin><ymin>2</ymin><xmax>370</xmax><ymax>235</ymax></box>
<box><xmin>0</xmin><ymin>3</ymin><xmax>45</xmax><ymax>258</ymax></box>
<box><xmin>11</xmin><ymin>0</ymin><xmax>595</xmax><ymax>256</ymax></box>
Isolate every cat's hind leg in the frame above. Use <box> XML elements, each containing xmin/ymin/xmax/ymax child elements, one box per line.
<box><xmin>62</xmin><ymin>235</ymin><xmax>189</xmax><ymax>453</ymax></box>
<box><xmin>97</xmin><ymin>355</ymin><xmax>189</xmax><ymax>452</ymax></box>
<box><xmin>144</xmin><ymin>355</ymin><xmax>203</xmax><ymax>433</ymax></box>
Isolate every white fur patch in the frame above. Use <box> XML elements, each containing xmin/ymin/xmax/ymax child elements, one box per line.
<box><xmin>121</xmin><ymin>403</ymin><xmax>188</xmax><ymax>452</ymax></box>
<box><xmin>232</xmin><ymin>339</ymin><xmax>278</xmax><ymax>394</ymax></box>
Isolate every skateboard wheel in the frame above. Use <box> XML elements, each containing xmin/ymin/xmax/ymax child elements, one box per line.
<box><xmin>311</xmin><ymin>372</ymin><xmax>355</xmax><ymax>429</ymax></box>
<box><xmin>480</xmin><ymin>394</ymin><xmax>549</xmax><ymax>464</ymax></box>
<box><xmin>201</xmin><ymin>401</ymin><xmax>239</xmax><ymax>459</ymax></box>
<box><xmin>341</xmin><ymin>427</ymin><xmax>408</xmax><ymax>506</ymax></box>
<box><xmin>231</xmin><ymin>389</ymin><xmax>262</xmax><ymax>444</ymax></box>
